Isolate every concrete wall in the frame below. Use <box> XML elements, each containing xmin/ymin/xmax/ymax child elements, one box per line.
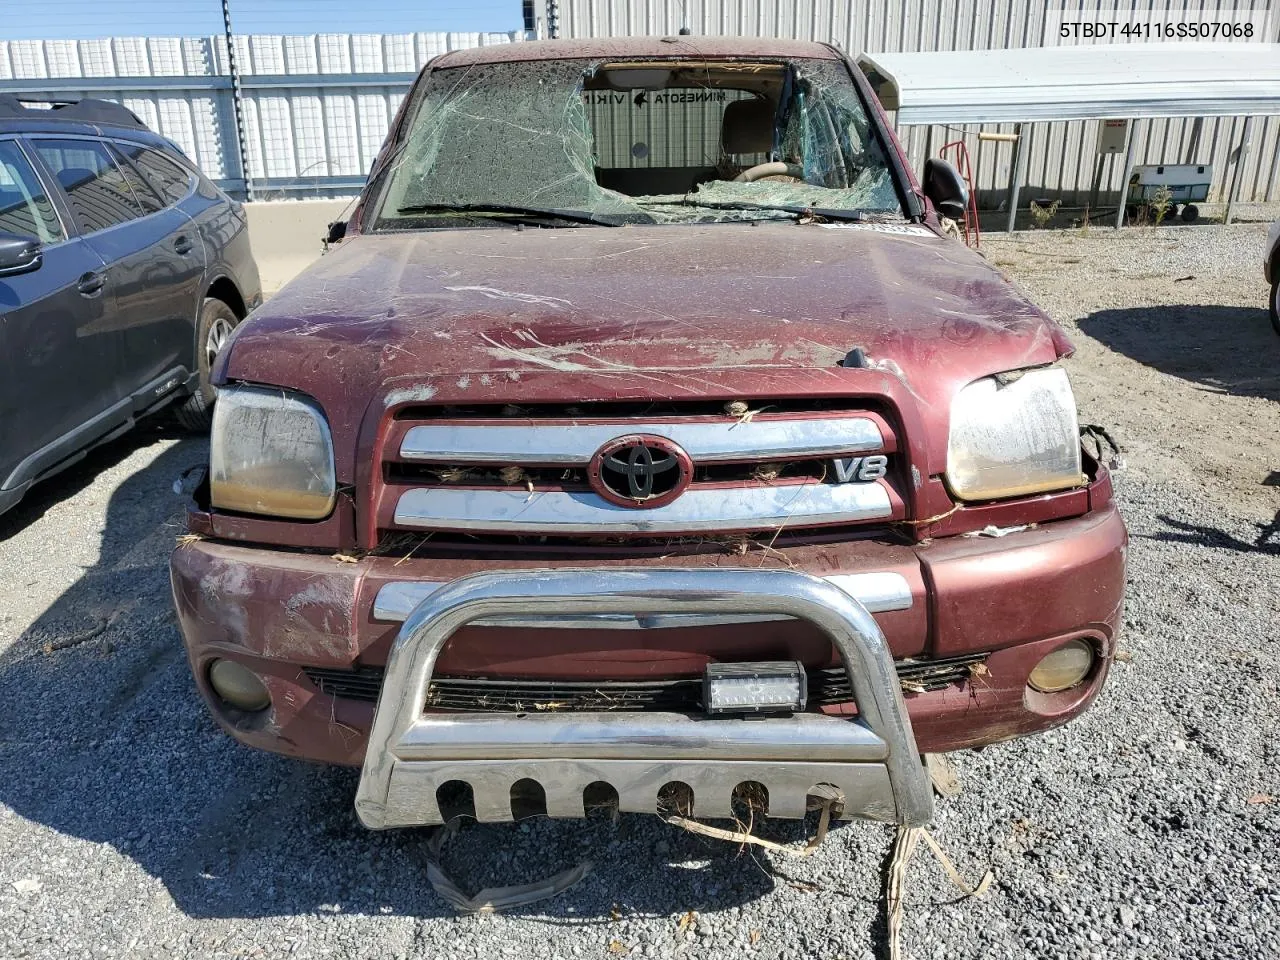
<box><xmin>244</xmin><ymin>199</ymin><xmax>350</xmax><ymax>295</ymax></box>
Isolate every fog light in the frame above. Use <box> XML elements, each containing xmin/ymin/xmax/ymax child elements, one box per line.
<box><xmin>1028</xmin><ymin>640</ymin><xmax>1094</xmax><ymax>693</ymax></box>
<box><xmin>704</xmin><ymin>661</ymin><xmax>806</xmax><ymax>714</ymax></box>
<box><xmin>208</xmin><ymin>658</ymin><xmax>271</xmax><ymax>711</ymax></box>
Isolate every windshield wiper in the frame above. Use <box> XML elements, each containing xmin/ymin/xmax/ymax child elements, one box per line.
<box><xmin>395</xmin><ymin>203</ymin><xmax>628</xmax><ymax>227</ymax></box>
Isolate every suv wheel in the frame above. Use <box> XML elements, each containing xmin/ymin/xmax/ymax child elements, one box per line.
<box><xmin>175</xmin><ymin>298</ymin><xmax>240</xmax><ymax>431</ymax></box>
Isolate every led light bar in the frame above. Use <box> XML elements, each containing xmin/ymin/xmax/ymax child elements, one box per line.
<box><xmin>703</xmin><ymin>661</ymin><xmax>807</xmax><ymax>715</ymax></box>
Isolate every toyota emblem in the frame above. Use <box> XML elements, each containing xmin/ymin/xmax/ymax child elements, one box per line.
<box><xmin>588</xmin><ymin>435</ymin><xmax>693</xmax><ymax>509</ymax></box>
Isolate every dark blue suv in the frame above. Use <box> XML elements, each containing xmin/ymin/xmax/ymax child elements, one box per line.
<box><xmin>0</xmin><ymin>96</ymin><xmax>261</xmax><ymax>516</ymax></box>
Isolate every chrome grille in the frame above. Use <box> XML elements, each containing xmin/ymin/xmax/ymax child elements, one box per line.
<box><xmin>382</xmin><ymin>403</ymin><xmax>900</xmax><ymax>537</ymax></box>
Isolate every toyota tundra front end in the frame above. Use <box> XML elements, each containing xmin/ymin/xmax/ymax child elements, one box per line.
<box><xmin>170</xmin><ymin>36</ymin><xmax>1126</xmax><ymax>828</ymax></box>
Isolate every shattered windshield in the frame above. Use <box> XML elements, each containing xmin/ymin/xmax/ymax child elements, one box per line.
<box><xmin>367</xmin><ymin>56</ymin><xmax>906</xmax><ymax>229</ymax></box>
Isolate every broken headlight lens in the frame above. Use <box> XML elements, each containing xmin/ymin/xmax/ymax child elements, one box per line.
<box><xmin>210</xmin><ymin>385</ymin><xmax>337</xmax><ymax>519</ymax></box>
<box><xmin>946</xmin><ymin>367</ymin><xmax>1082</xmax><ymax>502</ymax></box>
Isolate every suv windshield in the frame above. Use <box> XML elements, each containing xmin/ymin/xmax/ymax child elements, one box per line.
<box><xmin>368</xmin><ymin>56</ymin><xmax>906</xmax><ymax>229</ymax></box>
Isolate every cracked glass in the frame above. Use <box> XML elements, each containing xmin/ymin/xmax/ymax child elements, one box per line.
<box><xmin>369</xmin><ymin>56</ymin><xmax>907</xmax><ymax>230</ymax></box>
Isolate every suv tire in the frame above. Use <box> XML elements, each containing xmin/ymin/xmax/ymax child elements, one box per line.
<box><xmin>1271</xmin><ymin>274</ymin><xmax>1280</xmax><ymax>337</ymax></box>
<box><xmin>176</xmin><ymin>297</ymin><xmax>240</xmax><ymax>431</ymax></box>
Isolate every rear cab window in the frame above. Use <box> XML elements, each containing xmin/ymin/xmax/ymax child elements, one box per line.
<box><xmin>0</xmin><ymin>140</ymin><xmax>65</xmax><ymax>243</ymax></box>
<box><xmin>32</xmin><ymin>138</ymin><xmax>146</xmax><ymax>234</ymax></box>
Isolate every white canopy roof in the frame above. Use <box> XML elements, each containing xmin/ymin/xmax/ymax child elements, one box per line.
<box><xmin>858</xmin><ymin>43</ymin><xmax>1280</xmax><ymax>124</ymax></box>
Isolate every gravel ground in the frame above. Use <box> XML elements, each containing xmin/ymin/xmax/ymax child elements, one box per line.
<box><xmin>1</xmin><ymin>222</ymin><xmax>1278</xmax><ymax>960</ymax></box>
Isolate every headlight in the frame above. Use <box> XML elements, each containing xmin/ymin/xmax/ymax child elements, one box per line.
<box><xmin>210</xmin><ymin>385</ymin><xmax>337</xmax><ymax>519</ymax></box>
<box><xmin>946</xmin><ymin>367</ymin><xmax>1082</xmax><ymax>501</ymax></box>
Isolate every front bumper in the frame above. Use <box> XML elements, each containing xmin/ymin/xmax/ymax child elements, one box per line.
<box><xmin>356</xmin><ymin>568</ymin><xmax>933</xmax><ymax>827</ymax></box>
<box><xmin>171</xmin><ymin>504</ymin><xmax>1126</xmax><ymax>777</ymax></box>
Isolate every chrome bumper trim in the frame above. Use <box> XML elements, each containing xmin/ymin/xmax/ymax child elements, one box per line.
<box><xmin>392</xmin><ymin>482</ymin><xmax>892</xmax><ymax>534</ymax></box>
<box><xmin>354</xmin><ymin>568</ymin><xmax>933</xmax><ymax>829</ymax></box>
<box><xmin>399</xmin><ymin>418</ymin><xmax>884</xmax><ymax>465</ymax></box>
<box><xmin>372</xmin><ymin>570</ymin><xmax>914</xmax><ymax>624</ymax></box>
<box><xmin>393</xmin><ymin>712</ymin><xmax>888</xmax><ymax>762</ymax></box>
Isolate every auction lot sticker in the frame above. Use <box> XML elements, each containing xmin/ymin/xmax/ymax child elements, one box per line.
<box><xmin>1044</xmin><ymin>3</ymin><xmax>1273</xmax><ymax>41</ymax></box>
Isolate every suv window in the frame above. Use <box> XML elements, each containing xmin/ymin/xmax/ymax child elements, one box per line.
<box><xmin>33</xmin><ymin>138</ymin><xmax>144</xmax><ymax>234</ymax></box>
<box><xmin>0</xmin><ymin>141</ymin><xmax>64</xmax><ymax>243</ymax></box>
<box><xmin>105</xmin><ymin>142</ymin><xmax>164</xmax><ymax>215</ymax></box>
<box><xmin>125</xmin><ymin>144</ymin><xmax>194</xmax><ymax>205</ymax></box>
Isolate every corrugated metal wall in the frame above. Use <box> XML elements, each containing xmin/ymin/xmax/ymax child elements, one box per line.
<box><xmin>547</xmin><ymin>0</ymin><xmax>1280</xmax><ymax>207</ymax></box>
<box><xmin>0</xmin><ymin>32</ymin><xmax>530</xmax><ymax>196</ymax></box>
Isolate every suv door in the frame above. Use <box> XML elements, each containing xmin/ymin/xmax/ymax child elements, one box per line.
<box><xmin>0</xmin><ymin>138</ymin><xmax>114</xmax><ymax>498</ymax></box>
<box><xmin>30</xmin><ymin>137</ymin><xmax>206</xmax><ymax>412</ymax></box>
<box><xmin>108</xmin><ymin>139</ymin><xmax>209</xmax><ymax>401</ymax></box>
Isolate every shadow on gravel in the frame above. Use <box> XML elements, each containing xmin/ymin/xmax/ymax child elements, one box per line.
<box><xmin>1145</xmin><ymin>514</ymin><xmax>1280</xmax><ymax>555</ymax></box>
<box><xmin>0</xmin><ymin>438</ymin><xmax>857</xmax><ymax>924</ymax></box>
<box><xmin>1077</xmin><ymin>304</ymin><xmax>1279</xmax><ymax>405</ymax></box>
<box><xmin>0</xmin><ymin>421</ymin><xmax>187</xmax><ymax>542</ymax></box>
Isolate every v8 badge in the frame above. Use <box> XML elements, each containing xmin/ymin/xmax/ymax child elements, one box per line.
<box><xmin>832</xmin><ymin>454</ymin><xmax>888</xmax><ymax>483</ymax></box>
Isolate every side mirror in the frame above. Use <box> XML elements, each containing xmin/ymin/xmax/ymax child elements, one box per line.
<box><xmin>921</xmin><ymin>158</ymin><xmax>969</xmax><ymax>222</ymax></box>
<box><xmin>0</xmin><ymin>233</ymin><xmax>42</xmax><ymax>277</ymax></box>
<box><xmin>325</xmin><ymin>220</ymin><xmax>347</xmax><ymax>246</ymax></box>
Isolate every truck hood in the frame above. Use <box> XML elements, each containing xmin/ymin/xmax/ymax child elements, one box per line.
<box><xmin>222</xmin><ymin>222</ymin><xmax>1071</xmax><ymax>471</ymax></box>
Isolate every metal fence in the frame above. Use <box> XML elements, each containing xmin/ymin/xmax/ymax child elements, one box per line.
<box><xmin>0</xmin><ymin>31</ymin><xmax>533</xmax><ymax>198</ymax></box>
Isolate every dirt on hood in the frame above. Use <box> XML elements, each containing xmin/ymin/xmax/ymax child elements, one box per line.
<box><xmin>220</xmin><ymin>220</ymin><xmax>1071</xmax><ymax>471</ymax></box>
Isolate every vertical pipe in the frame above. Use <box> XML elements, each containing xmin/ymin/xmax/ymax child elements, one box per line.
<box><xmin>1005</xmin><ymin>122</ymin><xmax>1025</xmax><ymax>233</ymax></box>
<box><xmin>1114</xmin><ymin>119</ymin><xmax>1137</xmax><ymax>229</ymax></box>
<box><xmin>1088</xmin><ymin>153</ymin><xmax>1105</xmax><ymax>213</ymax></box>
<box><xmin>221</xmin><ymin>0</ymin><xmax>252</xmax><ymax>200</ymax></box>
<box><xmin>1224</xmin><ymin>115</ymin><xmax>1254</xmax><ymax>225</ymax></box>
<box><xmin>1184</xmin><ymin>116</ymin><xmax>1203</xmax><ymax>164</ymax></box>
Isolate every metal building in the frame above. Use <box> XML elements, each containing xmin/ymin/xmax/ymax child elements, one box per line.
<box><xmin>535</xmin><ymin>0</ymin><xmax>1280</xmax><ymax>210</ymax></box>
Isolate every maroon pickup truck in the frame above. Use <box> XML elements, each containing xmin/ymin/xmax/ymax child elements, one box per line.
<box><xmin>170</xmin><ymin>37</ymin><xmax>1126</xmax><ymax>830</ymax></box>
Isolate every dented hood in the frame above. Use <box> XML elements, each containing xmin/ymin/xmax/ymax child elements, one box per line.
<box><xmin>222</xmin><ymin>222</ymin><xmax>1070</xmax><ymax>470</ymax></box>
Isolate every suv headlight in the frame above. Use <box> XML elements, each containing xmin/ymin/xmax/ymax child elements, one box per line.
<box><xmin>210</xmin><ymin>385</ymin><xmax>337</xmax><ymax>519</ymax></box>
<box><xmin>946</xmin><ymin>367</ymin><xmax>1082</xmax><ymax>502</ymax></box>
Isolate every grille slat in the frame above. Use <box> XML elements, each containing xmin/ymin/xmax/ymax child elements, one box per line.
<box><xmin>391</xmin><ymin>483</ymin><xmax>893</xmax><ymax>535</ymax></box>
<box><xmin>302</xmin><ymin>653</ymin><xmax>987</xmax><ymax>711</ymax></box>
<box><xmin>397</xmin><ymin>417</ymin><xmax>884</xmax><ymax>465</ymax></box>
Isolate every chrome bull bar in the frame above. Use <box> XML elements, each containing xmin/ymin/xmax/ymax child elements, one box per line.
<box><xmin>354</xmin><ymin>568</ymin><xmax>934</xmax><ymax>829</ymax></box>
